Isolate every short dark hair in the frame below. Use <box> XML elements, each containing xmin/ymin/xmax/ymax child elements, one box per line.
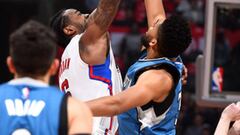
<box><xmin>157</xmin><ymin>15</ymin><xmax>192</xmax><ymax>58</ymax></box>
<box><xmin>50</xmin><ymin>9</ymin><xmax>71</xmax><ymax>48</ymax></box>
<box><xmin>9</xmin><ymin>20</ymin><xmax>57</xmax><ymax>77</ymax></box>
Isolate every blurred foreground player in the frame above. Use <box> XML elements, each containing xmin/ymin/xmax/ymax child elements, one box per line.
<box><xmin>0</xmin><ymin>20</ymin><xmax>92</xmax><ymax>135</ymax></box>
<box><xmin>50</xmin><ymin>0</ymin><xmax>122</xmax><ymax>134</ymax></box>
<box><xmin>87</xmin><ymin>0</ymin><xmax>192</xmax><ymax>134</ymax></box>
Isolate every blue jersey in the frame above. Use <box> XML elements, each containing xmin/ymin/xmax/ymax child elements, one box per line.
<box><xmin>118</xmin><ymin>55</ymin><xmax>183</xmax><ymax>135</ymax></box>
<box><xmin>0</xmin><ymin>78</ymin><xmax>65</xmax><ymax>135</ymax></box>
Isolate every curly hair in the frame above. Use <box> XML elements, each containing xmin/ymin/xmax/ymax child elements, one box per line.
<box><xmin>49</xmin><ymin>9</ymin><xmax>71</xmax><ymax>48</ymax></box>
<box><xmin>157</xmin><ymin>15</ymin><xmax>192</xmax><ymax>58</ymax></box>
<box><xmin>9</xmin><ymin>20</ymin><xmax>57</xmax><ymax>77</ymax></box>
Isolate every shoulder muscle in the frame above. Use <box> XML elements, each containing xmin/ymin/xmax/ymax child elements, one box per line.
<box><xmin>136</xmin><ymin>69</ymin><xmax>174</xmax><ymax>102</ymax></box>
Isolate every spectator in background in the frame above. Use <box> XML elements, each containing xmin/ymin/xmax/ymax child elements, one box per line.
<box><xmin>177</xmin><ymin>0</ymin><xmax>191</xmax><ymax>20</ymax></box>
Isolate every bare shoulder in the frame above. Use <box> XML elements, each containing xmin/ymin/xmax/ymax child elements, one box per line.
<box><xmin>67</xmin><ymin>97</ymin><xmax>93</xmax><ymax>134</ymax></box>
<box><xmin>136</xmin><ymin>69</ymin><xmax>174</xmax><ymax>102</ymax></box>
<box><xmin>68</xmin><ymin>97</ymin><xmax>92</xmax><ymax>116</ymax></box>
<box><xmin>137</xmin><ymin>69</ymin><xmax>173</xmax><ymax>85</ymax></box>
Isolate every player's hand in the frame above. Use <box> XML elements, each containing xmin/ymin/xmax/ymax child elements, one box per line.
<box><xmin>231</xmin><ymin>120</ymin><xmax>240</xmax><ymax>135</ymax></box>
<box><xmin>221</xmin><ymin>103</ymin><xmax>240</xmax><ymax>121</ymax></box>
<box><xmin>181</xmin><ymin>65</ymin><xmax>188</xmax><ymax>85</ymax></box>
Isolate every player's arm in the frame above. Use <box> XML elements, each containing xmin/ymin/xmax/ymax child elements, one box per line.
<box><xmin>228</xmin><ymin>120</ymin><xmax>240</xmax><ymax>135</ymax></box>
<box><xmin>81</xmin><ymin>0</ymin><xmax>120</xmax><ymax>44</ymax></box>
<box><xmin>214</xmin><ymin>103</ymin><xmax>240</xmax><ymax>135</ymax></box>
<box><xmin>86</xmin><ymin>69</ymin><xmax>174</xmax><ymax>116</ymax></box>
<box><xmin>141</xmin><ymin>0</ymin><xmax>166</xmax><ymax>51</ymax></box>
<box><xmin>68</xmin><ymin>97</ymin><xmax>93</xmax><ymax>134</ymax></box>
<box><xmin>144</xmin><ymin>0</ymin><xmax>166</xmax><ymax>28</ymax></box>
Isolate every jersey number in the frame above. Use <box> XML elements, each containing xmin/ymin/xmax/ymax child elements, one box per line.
<box><xmin>61</xmin><ymin>79</ymin><xmax>72</xmax><ymax>96</ymax></box>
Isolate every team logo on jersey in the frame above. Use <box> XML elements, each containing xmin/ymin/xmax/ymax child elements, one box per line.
<box><xmin>5</xmin><ymin>99</ymin><xmax>45</xmax><ymax>117</ymax></box>
<box><xmin>22</xmin><ymin>87</ymin><xmax>30</xmax><ymax>99</ymax></box>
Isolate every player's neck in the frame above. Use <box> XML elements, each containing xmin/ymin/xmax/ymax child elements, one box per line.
<box><xmin>146</xmin><ymin>49</ymin><xmax>177</xmax><ymax>61</ymax></box>
<box><xmin>146</xmin><ymin>49</ymin><xmax>161</xmax><ymax>59</ymax></box>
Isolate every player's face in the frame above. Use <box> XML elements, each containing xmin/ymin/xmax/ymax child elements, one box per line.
<box><xmin>141</xmin><ymin>19</ymin><xmax>161</xmax><ymax>48</ymax></box>
<box><xmin>63</xmin><ymin>9</ymin><xmax>89</xmax><ymax>33</ymax></box>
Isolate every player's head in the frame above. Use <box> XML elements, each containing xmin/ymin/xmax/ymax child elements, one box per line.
<box><xmin>8</xmin><ymin>20</ymin><xmax>59</xmax><ymax>79</ymax></box>
<box><xmin>50</xmin><ymin>9</ymin><xmax>89</xmax><ymax>48</ymax></box>
<box><xmin>141</xmin><ymin>15</ymin><xmax>192</xmax><ymax>58</ymax></box>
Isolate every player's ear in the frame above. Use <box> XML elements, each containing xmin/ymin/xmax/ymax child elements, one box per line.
<box><xmin>63</xmin><ymin>25</ymin><xmax>76</xmax><ymax>36</ymax></box>
<box><xmin>49</xmin><ymin>59</ymin><xmax>59</xmax><ymax>76</ymax></box>
<box><xmin>6</xmin><ymin>56</ymin><xmax>17</xmax><ymax>74</ymax></box>
<box><xmin>149</xmin><ymin>38</ymin><xmax>158</xmax><ymax>47</ymax></box>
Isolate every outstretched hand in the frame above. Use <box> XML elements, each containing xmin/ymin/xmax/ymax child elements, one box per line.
<box><xmin>221</xmin><ymin>103</ymin><xmax>240</xmax><ymax>121</ymax></box>
<box><xmin>229</xmin><ymin>120</ymin><xmax>240</xmax><ymax>135</ymax></box>
<box><xmin>214</xmin><ymin>102</ymin><xmax>240</xmax><ymax>135</ymax></box>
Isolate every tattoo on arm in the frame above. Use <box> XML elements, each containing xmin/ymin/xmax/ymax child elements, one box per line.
<box><xmin>91</xmin><ymin>0</ymin><xmax>120</xmax><ymax>30</ymax></box>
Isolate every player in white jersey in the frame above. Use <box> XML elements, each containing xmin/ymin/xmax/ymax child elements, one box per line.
<box><xmin>50</xmin><ymin>0</ymin><xmax>122</xmax><ymax>134</ymax></box>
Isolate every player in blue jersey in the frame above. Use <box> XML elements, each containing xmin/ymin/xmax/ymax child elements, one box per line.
<box><xmin>87</xmin><ymin>0</ymin><xmax>192</xmax><ymax>134</ymax></box>
<box><xmin>0</xmin><ymin>20</ymin><xmax>92</xmax><ymax>135</ymax></box>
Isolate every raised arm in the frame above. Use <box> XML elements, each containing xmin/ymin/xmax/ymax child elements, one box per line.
<box><xmin>144</xmin><ymin>0</ymin><xmax>166</xmax><ymax>28</ymax></box>
<box><xmin>81</xmin><ymin>0</ymin><xmax>121</xmax><ymax>44</ymax></box>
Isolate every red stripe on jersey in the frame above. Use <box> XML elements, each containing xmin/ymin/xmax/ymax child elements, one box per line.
<box><xmin>89</xmin><ymin>65</ymin><xmax>114</xmax><ymax>134</ymax></box>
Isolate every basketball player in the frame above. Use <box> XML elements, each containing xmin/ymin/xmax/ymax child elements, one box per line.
<box><xmin>87</xmin><ymin>0</ymin><xmax>192</xmax><ymax>134</ymax></box>
<box><xmin>214</xmin><ymin>102</ymin><xmax>240</xmax><ymax>135</ymax></box>
<box><xmin>0</xmin><ymin>20</ymin><xmax>92</xmax><ymax>135</ymax></box>
<box><xmin>50</xmin><ymin>0</ymin><xmax>122</xmax><ymax>134</ymax></box>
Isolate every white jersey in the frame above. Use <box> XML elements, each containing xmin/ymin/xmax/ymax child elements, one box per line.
<box><xmin>59</xmin><ymin>34</ymin><xmax>123</xmax><ymax>135</ymax></box>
